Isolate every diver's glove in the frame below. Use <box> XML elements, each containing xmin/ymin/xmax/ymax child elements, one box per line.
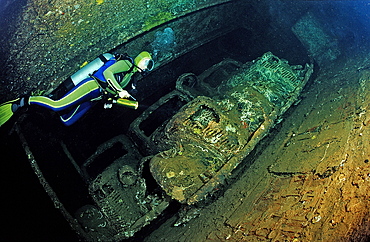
<box><xmin>118</xmin><ymin>90</ymin><xmax>131</xmax><ymax>99</ymax></box>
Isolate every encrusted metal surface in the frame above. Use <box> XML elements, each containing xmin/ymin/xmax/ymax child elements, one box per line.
<box><xmin>128</xmin><ymin>90</ymin><xmax>192</xmax><ymax>155</ymax></box>
<box><xmin>79</xmin><ymin>135</ymin><xmax>169</xmax><ymax>240</ymax></box>
<box><xmin>292</xmin><ymin>12</ymin><xmax>341</xmax><ymax>66</ymax></box>
<box><xmin>149</xmin><ymin>52</ymin><xmax>313</xmax><ymax>204</ymax></box>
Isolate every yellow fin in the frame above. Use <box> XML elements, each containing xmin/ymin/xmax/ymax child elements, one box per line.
<box><xmin>0</xmin><ymin>102</ymin><xmax>15</xmax><ymax>127</ymax></box>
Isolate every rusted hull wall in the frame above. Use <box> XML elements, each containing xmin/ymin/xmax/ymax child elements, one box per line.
<box><xmin>0</xmin><ymin>0</ymin><xmax>251</xmax><ymax>102</ymax></box>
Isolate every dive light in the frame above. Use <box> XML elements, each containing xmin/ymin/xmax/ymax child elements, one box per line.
<box><xmin>114</xmin><ymin>98</ymin><xmax>139</xmax><ymax>109</ymax></box>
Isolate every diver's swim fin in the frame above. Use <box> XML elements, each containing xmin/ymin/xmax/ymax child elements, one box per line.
<box><xmin>0</xmin><ymin>98</ymin><xmax>20</xmax><ymax>127</ymax></box>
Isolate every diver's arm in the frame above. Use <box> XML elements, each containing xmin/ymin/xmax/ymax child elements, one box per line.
<box><xmin>103</xmin><ymin>60</ymin><xmax>133</xmax><ymax>95</ymax></box>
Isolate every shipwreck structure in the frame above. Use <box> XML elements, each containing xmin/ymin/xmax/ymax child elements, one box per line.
<box><xmin>15</xmin><ymin>51</ymin><xmax>312</xmax><ymax>240</ymax></box>
<box><xmin>0</xmin><ymin>0</ymin><xmax>321</xmax><ymax>240</ymax></box>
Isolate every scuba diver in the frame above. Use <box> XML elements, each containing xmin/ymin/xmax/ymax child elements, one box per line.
<box><xmin>0</xmin><ymin>51</ymin><xmax>154</xmax><ymax>127</ymax></box>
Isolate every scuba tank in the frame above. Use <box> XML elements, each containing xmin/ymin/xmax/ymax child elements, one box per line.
<box><xmin>70</xmin><ymin>53</ymin><xmax>114</xmax><ymax>86</ymax></box>
<box><xmin>49</xmin><ymin>53</ymin><xmax>114</xmax><ymax>99</ymax></box>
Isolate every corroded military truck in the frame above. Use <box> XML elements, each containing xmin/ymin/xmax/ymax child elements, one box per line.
<box><xmin>16</xmin><ymin>52</ymin><xmax>312</xmax><ymax>241</ymax></box>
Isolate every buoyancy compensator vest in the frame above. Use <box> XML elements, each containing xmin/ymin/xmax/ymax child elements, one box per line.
<box><xmin>49</xmin><ymin>53</ymin><xmax>114</xmax><ymax>100</ymax></box>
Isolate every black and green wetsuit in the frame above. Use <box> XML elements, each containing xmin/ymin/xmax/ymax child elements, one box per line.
<box><xmin>29</xmin><ymin>56</ymin><xmax>137</xmax><ymax>126</ymax></box>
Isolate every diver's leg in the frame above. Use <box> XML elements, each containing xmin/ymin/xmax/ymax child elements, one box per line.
<box><xmin>29</xmin><ymin>78</ymin><xmax>100</xmax><ymax>112</ymax></box>
<box><xmin>60</xmin><ymin>101</ymin><xmax>93</xmax><ymax>126</ymax></box>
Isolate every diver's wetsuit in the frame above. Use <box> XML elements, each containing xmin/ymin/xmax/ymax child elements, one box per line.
<box><xmin>29</xmin><ymin>57</ymin><xmax>137</xmax><ymax>126</ymax></box>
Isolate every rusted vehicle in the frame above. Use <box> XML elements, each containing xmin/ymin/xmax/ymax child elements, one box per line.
<box><xmin>131</xmin><ymin>52</ymin><xmax>313</xmax><ymax>204</ymax></box>
<box><xmin>15</xmin><ymin>52</ymin><xmax>312</xmax><ymax>241</ymax></box>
